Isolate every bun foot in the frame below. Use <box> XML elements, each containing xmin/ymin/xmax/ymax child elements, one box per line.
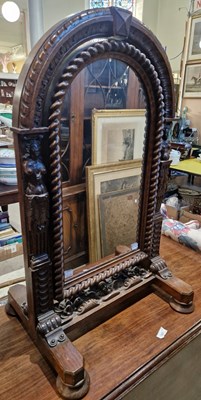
<box><xmin>56</xmin><ymin>370</ymin><xmax>90</xmax><ymax>399</ymax></box>
<box><xmin>169</xmin><ymin>298</ymin><xmax>194</xmax><ymax>314</ymax></box>
<box><xmin>5</xmin><ymin>301</ymin><xmax>16</xmax><ymax>317</ymax></box>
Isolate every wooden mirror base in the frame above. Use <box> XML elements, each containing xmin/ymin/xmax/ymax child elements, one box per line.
<box><xmin>6</xmin><ymin>285</ymin><xmax>90</xmax><ymax>400</ymax></box>
<box><xmin>6</xmin><ymin>249</ymin><xmax>194</xmax><ymax>399</ymax></box>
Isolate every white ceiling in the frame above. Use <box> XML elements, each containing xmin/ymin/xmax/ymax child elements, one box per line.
<box><xmin>0</xmin><ymin>0</ymin><xmax>28</xmax><ymax>55</ymax></box>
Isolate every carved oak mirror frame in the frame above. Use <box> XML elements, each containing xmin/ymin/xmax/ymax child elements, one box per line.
<box><xmin>6</xmin><ymin>7</ymin><xmax>194</xmax><ymax>399</ymax></box>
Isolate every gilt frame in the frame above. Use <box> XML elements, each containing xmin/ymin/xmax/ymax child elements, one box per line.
<box><xmin>92</xmin><ymin>108</ymin><xmax>146</xmax><ymax>164</ymax></box>
<box><xmin>86</xmin><ymin>160</ymin><xmax>142</xmax><ymax>261</ymax></box>
<box><xmin>188</xmin><ymin>15</ymin><xmax>201</xmax><ymax>62</ymax></box>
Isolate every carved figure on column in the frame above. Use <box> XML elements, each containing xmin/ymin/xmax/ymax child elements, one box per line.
<box><xmin>24</xmin><ymin>138</ymin><xmax>47</xmax><ymax>195</ymax></box>
<box><xmin>23</xmin><ymin>136</ymin><xmax>49</xmax><ymax>255</ymax></box>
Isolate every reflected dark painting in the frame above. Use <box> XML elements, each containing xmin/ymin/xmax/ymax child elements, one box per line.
<box><xmin>122</xmin><ymin>129</ymin><xmax>135</xmax><ymax>160</ymax></box>
<box><xmin>192</xmin><ymin>20</ymin><xmax>201</xmax><ymax>56</ymax></box>
<box><xmin>100</xmin><ymin>174</ymin><xmax>140</xmax><ymax>194</ymax></box>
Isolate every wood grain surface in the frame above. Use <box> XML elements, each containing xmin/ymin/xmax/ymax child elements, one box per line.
<box><xmin>1</xmin><ymin>236</ymin><xmax>201</xmax><ymax>400</ymax></box>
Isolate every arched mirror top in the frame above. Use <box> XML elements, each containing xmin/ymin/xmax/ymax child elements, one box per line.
<box><xmin>13</xmin><ymin>6</ymin><xmax>175</xmax><ymax>128</ymax></box>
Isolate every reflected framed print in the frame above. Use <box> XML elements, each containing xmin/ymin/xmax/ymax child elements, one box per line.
<box><xmin>92</xmin><ymin>109</ymin><xmax>146</xmax><ymax>165</ymax></box>
<box><xmin>86</xmin><ymin>159</ymin><xmax>142</xmax><ymax>262</ymax></box>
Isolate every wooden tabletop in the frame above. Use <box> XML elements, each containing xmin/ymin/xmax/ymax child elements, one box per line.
<box><xmin>1</xmin><ymin>235</ymin><xmax>201</xmax><ymax>400</ymax></box>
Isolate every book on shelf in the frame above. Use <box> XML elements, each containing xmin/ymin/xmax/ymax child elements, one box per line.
<box><xmin>0</xmin><ymin>233</ymin><xmax>22</xmax><ymax>247</ymax></box>
<box><xmin>0</xmin><ymin>222</ymin><xmax>11</xmax><ymax>231</ymax></box>
<box><xmin>0</xmin><ymin>227</ymin><xmax>15</xmax><ymax>237</ymax></box>
<box><xmin>0</xmin><ymin>211</ymin><xmax>9</xmax><ymax>224</ymax></box>
<box><xmin>0</xmin><ymin>220</ymin><xmax>22</xmax><ymax>247</ymax></box>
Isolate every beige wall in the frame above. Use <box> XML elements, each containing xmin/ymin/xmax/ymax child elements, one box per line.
<box><xmin>143</xmin><ymin>0</ymin><xmax>189</xmax><ymax>74</ymax></box>
<box><xmin>157</xmin><ymin>0</ymin><xmax>189</xmax><ymax>73</ymax></box>
<box><xmin>142</xmin><ymin>0</ymin><xmax>159</xmax><ymax>34</ymax></box>
<box><xmin>42</xmin><ymin>0</ymin><xmax>86</xmax><ymax>31</ymax></box>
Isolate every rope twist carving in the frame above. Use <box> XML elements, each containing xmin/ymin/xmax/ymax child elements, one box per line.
<box><xmin>64</xmin><ymin>251</ymin><xmax>147</xmax><ymax>299</ymax></box>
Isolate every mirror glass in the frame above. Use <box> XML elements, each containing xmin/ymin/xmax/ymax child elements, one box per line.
<box><xmin>60</xmin><ymin>58</ymin><xmax>146</xmax><ymax>265</ymax></box>
<box><xmin>60</xmin><ymin>59</ymin><xmax>145</xmax><ymax>181</ymax></box>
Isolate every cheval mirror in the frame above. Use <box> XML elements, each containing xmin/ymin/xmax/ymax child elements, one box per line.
<box><xmin>6</xmin><ymin>7</ymin><xmax>194</xmax><ymax>399</ymax></box>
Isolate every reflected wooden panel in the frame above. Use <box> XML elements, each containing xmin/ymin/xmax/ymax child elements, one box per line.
<box><xmin>62</xmin><ymin>184</ymin><xmax>88</xmax><ymax>269</ymax></box>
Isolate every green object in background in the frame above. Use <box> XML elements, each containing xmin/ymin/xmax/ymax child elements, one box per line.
<box><xmin>0</xmin><ymin>112</ymin><xmax>12</xmax><ymax>127</ymax></box>
<box><xmin>0</xmin><ymin>113</ymin><xmax>12</xmax><ymax>119</ymax></box>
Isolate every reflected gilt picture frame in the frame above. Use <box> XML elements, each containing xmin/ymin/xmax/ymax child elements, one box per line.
<box><xmin>99</xmin><ymin>188</ymin><xmax>139</xmax><ymax>258</ymax></box>
<box><xmin>183</xmin><ymin>63</ymin><xmax>201</xmax><ymax>97</ymax></box>
<box><xmin>91</xmin><ymin>109</ymin><xmax>146</xmax><ymax>165</ymax></box>
<box><xmin>188</xmin><ymin>15</ymin><xmax>201</xmax><ymax>61</ymax></box>
<box><xmin>86</xmin><ymin>159</ymin><xmax>142</xmax><ymax>262</ymax></box>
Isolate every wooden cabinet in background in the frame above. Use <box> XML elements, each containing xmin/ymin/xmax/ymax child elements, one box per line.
<box><xmin>0</xmin><ymin>73</ymin><xmax>18</xmax><ymax>105</ymax></box>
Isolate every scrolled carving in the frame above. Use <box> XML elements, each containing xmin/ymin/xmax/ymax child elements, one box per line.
<box><xmin>150</xmin><ymin>256</ymin><xmax>172</xmax><ymax>279</ymax></box>
<box><xmin>77</xmin><ymin>299</ymin><xmax>99</xmax><ymax>315</ymax></box>
<box><xmin>64</xmin><ymin>251</ymin><xmax>147</xmax><ymax>299</ymax></box>
<box><xmin>55</xmin><ymin>253</ymin><xmax>153</xmax><ymax>320</ymax></box>
<box><xmin>37</xmin><ymin>312</ymin><xmax>61</xmax><ymax>336</ymax></box>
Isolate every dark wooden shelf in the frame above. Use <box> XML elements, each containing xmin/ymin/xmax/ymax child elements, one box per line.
<box><xmin>0</xmin><ymin>184</ymin><xmax>19</xmax><ymax>206</ymax></box>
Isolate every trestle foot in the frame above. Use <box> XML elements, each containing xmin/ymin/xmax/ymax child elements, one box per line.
<box><xmin>169</xmin><ymin>298</ymin><xmax>194</xmax><ymax>314</ymax></box>
<box><xmin>5</xmin><ymin>301</ymin><xmax>16</xmax><ymax>317</ymax></box>
<box><xmin>56</xmin><ymin>371</ymin><xmax>90</xmax><ymax>399</ymax></box>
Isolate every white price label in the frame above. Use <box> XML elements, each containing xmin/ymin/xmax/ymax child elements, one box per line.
<box><xmin>10</xmin><ymin>244</ymin><xmax>17</xmax><ymax>253</ymax></box>
<box><xmin>156</xmin><ymin>327</ymin><xmax>168</xmax><ymax>339</ymax></box>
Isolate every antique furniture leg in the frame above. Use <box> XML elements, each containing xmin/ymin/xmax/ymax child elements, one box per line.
<box><xmin>150</xmin><ymin>256</ymin><xmax>194</xmax><ymax>314</ymax></box>
<box><xmin>6</xmin><ymin>284</ymin><xmax>90</xmax><ymax>399</ymax></box>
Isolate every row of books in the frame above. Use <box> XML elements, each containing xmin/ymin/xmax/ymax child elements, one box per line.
<box><xmin>0</xmin><ymin>211</ymin><xmax>22</xmax><ymax>247</ymax></box>
<box><xmin>0</xmin><ymin>148</ymin><xmax>17</xmax><ymax>186</ymax></box>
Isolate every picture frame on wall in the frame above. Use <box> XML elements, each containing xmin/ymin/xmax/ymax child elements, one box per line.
<box><xmin>86</xmin><ymin>159</ymin><xmax>142</xmax><ymax>262</ymax></box>
<box><xmin>188</xmin><ymin>15</ymin><xmax>201</xmax><ymax>61</ymax></box>
<box><xmin>183</xmin><ymin>63</ymin><xmax>201</xmax><ymax>97</ymax></box>
<box><xmin>91</xmin><ymin>109</ymin><xmax>146</xmax><ymax>165</ymax></box>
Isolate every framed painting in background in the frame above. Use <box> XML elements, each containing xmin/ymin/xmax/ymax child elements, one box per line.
<box><xmin>188</xmin><ymin>16</ymin><xmax>201</xmax><ymax>61</ymax></box>
<box><xmin>183</xmin><ymin>63</ymin><xmax>201</xmax><ymax>97</ymax></box>
<box><xmin>92</xmin><ymin>109</ymin><xmax>146</xmax><ymax>164</ymax></box>
<box><xmin>86</xmin><ymin>160</ymin><xmax>142</xmax><ymax>262</ymax></box>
